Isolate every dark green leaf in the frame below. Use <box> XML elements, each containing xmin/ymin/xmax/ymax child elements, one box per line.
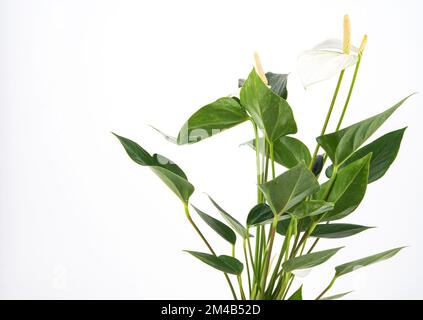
<box><xmin>239</xmin><ymin>72</ymin><xmax>289</xmax><ymax>99</ymax></box>
<box><xmin>192</xmin><ymin>205</ymin><xmax>236</xmax><ymax>245</ymax></box>
<box><xmin>277</xmin><ymin>217</ymin><xmax>309</xmax><ymax>236</ymax></box>
<box><xmin>282</xmin><ymin>247</ymin><xmax>343</xmax><ymax>272</ymax></box>
<box><xmin>185</xmin><ymin>251</ymin><xmax>243</xmax><ymax>275</ymax></box>
<box><xmin>326</xmin><ymin>128</ymin><xmax>407</xmax><ymax>183</ymax></box>
<box><xmin>316</xmin><ymin>154</ymin><xmax>371</xmax><ymax>221</ymax></box>
<box><xmin>243</xmin><ymin>136</ymin><xmax>311</xmax><ymax>169</ymax></box>
<box><xmin>335</xmin><ymin>247</ymin><xmax>405</xmax><ymax>277</ymax></box>
<box><xmin>288</xmin><ymin>200</ymin><xmax>334</xmax><ymax>219</ymax></box>
<box><xmin>317</xmin><ymin>95</ymin><xmax>413</xmax><ymax>165</ymax></box>
<box><xmin>321</xmin><ymin>291</ymin><xmax>353</xmax><ymax>300</ymax></box>
<box><xmin>240</xmin><ymin>68</ymin><xmax>297</xmax><ymax>142</ymax></box>
<box><xmin>113</xmin><ymin>133</ymin><xmax>194</xmax><ymax>203</ymax></box>
<box><xmin>208</xmin><ymin>196</ymin><xmax>250</xmax><ymax>238</ymax></box>
<box><xmin>259</xmin><ymin>162</ymin><xmax>319</xmax><ymax>215</ymax></box>
<box><xmin>288</xmin><ymin>285</ymin><xmax>303</xmax><ymax>300</ymax></box>
<box><xmin>246</xmin><ymin>203</ymin><xmax>273</xmax><ymax>226</ymax></box>
<box><xmin>176</xmin><ymin>97</ymin><xmax>249</xmax><ymax>145</ymax></box>
<box><xmin>311</xmin><ymin>223</ymin><xmax>373</xmax><ymax>239</ymax></box>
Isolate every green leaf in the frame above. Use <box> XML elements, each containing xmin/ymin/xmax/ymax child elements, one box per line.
<box><xmin>288</xmin><ymin>285</ymin><xmax>303</xmax><ymax>300</ymax></box>
<box><xmin>246</xmin><ymin>203</ymin><xmax>273</xmax><ymax>226</ymax></box>
<box><xmin>277</xmin><ymin>217</ymin><xmax>309</xmax><ymax>236</ymax></box>
<box><xmin>240</xmin><ymin>68</ymin><xmax>297</xmax><ymax>142</ymax></box>
<box><xmin>335</xmin><ymin>247</ymin><xmax>405</xmax><ymax>277</ymax></box>
<box><xmin>311</xmin><ymin>223</ymin><xmax>373</xmax><ymax>239</ymax></box>
<box><xmin>239</xmin><ymin>72</ymin><xmax>289</xmax><ymax>100</ymax></box>
<box><xmin>208</xmin><ymin>196</ymin><xmax>250</xmax><ymax>238</ymax></box>
<box><xmin>113</xmin><ymin>133</ymin><xmax>194</xmax><ymax>203</ymax></box>
<box><xmin>244</xmin><ymin>136</ymin><xmax>311</xmax><ymax>169</ymax></box>
<box><xmin>288</xmin><ymin>200</ymin><xmax>334</xmax><ymax>219</ymax></box>
<box><xmin>176</xmin><ymin>97</ymin><xmax>249</xmax><ymax>145</ymax></box>
<box><xmin>282</xmin><ymin>247</ymin><xmax>343</xmax><ymax>272</ymax></box>
<box><xmin>185</xmin><ymin>251</ymin><xmax>243</xmax><ymax>275</ymax></box>
<box><xmin>326</xmin><ymin>128</ymin><xmax>407</xmax><ymax>183</ymax></box>
<box><xmin>321</xmin><ymin>291</ymin><xmax>353</xmax><ymax>300</ymax></box>
<box><xmin>316</xmin><ymin>154</ymin><xmax>371</xmax><ymax>221</ymax></box>
<box><xmin>259</xmin><ymin>162</ymin><xmax>319</xmax><ymax>215</ymax></box>
<box><xmin>192</xmin><ymin>205</ymin><xmax>236</xmax><ymax>245</ymax></box>
<box><xmin>317</xmin><ymin>95</ymin><xmax>413</xmax><ymax>165</ymax></box>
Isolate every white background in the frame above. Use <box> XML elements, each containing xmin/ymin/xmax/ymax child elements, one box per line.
<box><xmin>1</xmin><ymin>0</ymin><xmax>422</xmax><ymax>299</ymax></box>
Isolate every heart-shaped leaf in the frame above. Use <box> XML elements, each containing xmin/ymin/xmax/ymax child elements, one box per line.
<box><xmin>185</xmin><ymin>251</ymin><xmax>244</xmax><ymax>275</ymax></box>
<box><xmin>326</xmin><ymin>128</ymin><xmax>407</xmax><ymax>183</ymax></box>
<box><xmin>113</xmin><ymin>133</ymin><xmax>194</xmax><ymax>203</ymax></box>
<box><xmin>246</xmin><ymin>203</ymin><xmax>273</xmax><ymax>226</ymax></box>
<box><xmin>243</xmin><ymin>136</ymin><xmax>311</xmax><ymax>169</ymax></box>
<box><xmin>192</xmin><ymin>205</ymin><xmax>236</xmax><ymax>245</ymax></box>
<box><xmin>208</xmin><ymin>196</ymin><xmax>249</xmax><ymax>239</ymax></box>
<box><xmin>176</xmin><ymin>97</ymin><xmax>249</xmax><ymax>145</ymax></box>
<box><xmin>239</xmin><ymin>72</ymin><xmax>289</xmax><ymax>100</ymax></box>
<box><xmin>311</xmin><ymin>223</ymin><xmax>373</xmax><ymax>239</ymax></box>
<box><xmin>315</xmin><ymin>154</ymin><xmax>371</xmax><ymax>221</ymax></box>
<box><xmin>288</xmin><ymin>285</ymin><xmax>303</xmax><ymax>300</ymax></box>
<box><xmin>317</xmin><ymin>95</ymin><xmax>413</xmax><ymax>166</ymax></box>
<box><xmin>335</xmin><ymin>247</ymin><xmax>405</xmax><ymax>277</ymax></box>
<box><xmin>282</xmin><ymin>247</ymin><xmax>343</xmax><ymax>272</ymax></box>
<box><xmin>259</xmin><ymin>162</ymin><xmax>319</xmax><ymax>215</ymax></box>
<box><xmin>240</xmin><ymin>68</ymin><xmax>297</xmax><ymax>142</ymax></box>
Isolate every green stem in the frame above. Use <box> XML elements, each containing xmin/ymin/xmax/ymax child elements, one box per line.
<box><xmin>233</xmin><ymin>244</ymin><xmax>246</xmax><ymax>300</ymax></box>
<box><xmin>259</xmin><ymin>214</ymin><xmax>279</xmax><ymax>298</ymax></box>
<box><xmin>184</xmin><ymin>204</ymin><xmax>238</xmax><ymax>300</ymax></box>
<box><xmin>309</xmin><ymin>70</ymin><xmax>346</xmax><ymax>170</ymax></box>
<box><xmin>252</xmin><ymin>121</ymin><xmax>262</xmax><ymax>202</ymax></box>
<box><xmin>243</xmin><ymin>238</ymin><xmax>252</xmax><ymax>296</ymax></box>
<box><xmin>269</xmin><ymin>141</ymin><xmax>275</xmax><ymax>179</ymax></box>
<box><xmin>316</xmin><ymin>275</ymin><xmax>337</xmax><ymax>300</ymax></box>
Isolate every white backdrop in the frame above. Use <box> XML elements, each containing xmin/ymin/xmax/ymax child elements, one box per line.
<box><xmin>1</xmin><ymin>0</ymin><xmax>422</xmax><ymax>299</ymax></box>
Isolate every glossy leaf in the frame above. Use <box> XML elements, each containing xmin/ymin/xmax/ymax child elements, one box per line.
<box><xmin>335</xmin><ymin>247</ymin><xmax>405</xmax><ymax>277</ymax></box>
<box><xmin>316</xmin><ymin>154</ymin><xmax>371</xmax><ymax>221</ymax></box>
<box><xmin>177</xmin><ymin>97</ymin><xmax>249</xmax><ymax>145</ymax></box>
<box><xmin>239</xmin><ymin>72</ymin><xmax>289</xmax><ymax>100</ymax></box>
<box><xmin>244</xmin><ymin>136</ymin><xmax>311</xmax><ymax>169</ymax></box>
<box><xmin>326</xmin><ymin>128</ymin><xmax>407</xmax><ymax>183</ymax></box>
<box><xmin>240</xmin><ymin>68</ymin><xmax>297</xmax><ymax>142</ymax></box>
<box><xmin>282</xmin><ymin>247</ymin><xmax>343</xmax><ymax>272</ymax></box>
<box><xmin>259</xmin><ymin>162</ymin><xmax>319</xmax><ymax>215</ymax></box>
<box><xmin>248</xmin><ymin>200</ymin><xmax>332</xmax><ymax>226</ymax></box>
<box><xmin>321</xmin><ymin>291</ymin><xmax>353</xmax><ymax>300</ymax></box>
<box><xmin>311</xmin><ymin>223</ymin><xmax>373</xmax><ymax>239</ymax></box>
<box><xmin>288</xmin><ymin>285</ymin><xmax>303</xmax><ymax>300</ymax></box>
<box><xmin>208</xmin><ymin>196</ymin><xmax>250</xmax><ymax>238</ymax></box>
<box><xmin>288</xmin><ymin>200</ymin><xmax>334</xmax><ymax>219</ymax></box>
<box><xmin>246</xmin><ymin>203</ymin><xmax>273</xmax><ymax>226</ymax></box>
<box><xmin>276</xmin><ymin>217</ymin><xmax>309</xmax><ymax>236</ymax></box>
<box><xmin>317</xmin><ymin>95</ymin><xmax>413</xmax><ymax>165</ymax></box>
<box><xmin>185</xmin><ymin>251</ymin><xmax>243</xmax><ymax>275</ymax></box>
<box><xmin>192</xmin><ymin>205</ymin><xmax>236</xmax><ymax>245</ymax></box>
<box><xmin>113</xmin><ymin>133</ymin><xmax>194</xmax><ymax>203</ymax></box>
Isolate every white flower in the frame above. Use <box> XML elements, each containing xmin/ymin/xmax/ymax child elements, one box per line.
<box><xmin>297</xmin><ymin>15</ymin><xmax>360</xmax><ymax>88</ymax></box>
<box><xmin>297</xmin><ymin>39</ymin><xmax>359</xmax><ymax>89</ymax></box>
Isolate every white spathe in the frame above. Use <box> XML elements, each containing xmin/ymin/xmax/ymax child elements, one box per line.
<box><xmin>297</xmin><ymin>39</ymin><xmax>359</xmax><ymax>88</ymax></box>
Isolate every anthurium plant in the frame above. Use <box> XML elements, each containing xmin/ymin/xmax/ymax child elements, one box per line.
<box><xmin>113</xmin><ymin>16</ymin><xmax>414</xmax><ymax>300</ymax></box>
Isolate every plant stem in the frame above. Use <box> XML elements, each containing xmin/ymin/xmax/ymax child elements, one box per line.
<box><xmin>259</xmin><ymin>214</ymin><xmax>279</xmax><ymax>298</ymax></box>
<box><xmin>233</xmin><ymin>244</ymin><xmax>247</xmax><ymax>300</ymax></box>
<box><xmin>243</xmin><ymin>238</ymin><xmax>252</xmax><ymax>295</ymax></box>
<box><xmin>252</xmin><ymin>120</ymin><xmax>262</xmax><ymax>202</ymax></box>
<box><xmin>309</xmin><ymin>70</ymin><xmax>346</xmax><ymax>170</ymax></box>
<box><xmin>184</xmin><ymin>203</ymin><xmax>238</xmax><ymax>300</ymax></box>
<box><xmin>269</xmin><ymin>141</ymin><xmax>276</xmax><ymax>179</ymax></box>
<box><xmin>316</xmin><ymin>275</ymin><xmax>337</xmax><ymax>300</ymax></box>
